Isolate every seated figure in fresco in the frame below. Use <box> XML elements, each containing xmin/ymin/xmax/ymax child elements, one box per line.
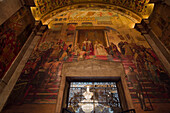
<box><xmin>82</xmin><ymin>38</ymin><xmax>93</xmax><ymax>55</ymax></box>
<box><xmin>126</xmin><ymin>66</ymin><xmax>147</xmax><ymax>110</ymax></box>
<box><xmin>94</xmin><ymin>41</ymin><xmax>108</xmax><ymax>56</ymax></box>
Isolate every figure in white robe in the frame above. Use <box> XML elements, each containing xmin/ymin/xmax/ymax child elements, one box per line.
<box><xmin>94</xmin><ymin>41</ymin><xmax>108</xmax><ymax>56</ymax></box>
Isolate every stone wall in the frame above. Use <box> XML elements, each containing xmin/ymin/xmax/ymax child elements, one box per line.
<box><xmin>149</xmin><ymin>3</ymin><xmax>170</xmax><ymax>51</ymax></box>
<box><xmin>0</xmin><ymin>0</ymin><xmax>23</xmax><ymax>25</ymax></box>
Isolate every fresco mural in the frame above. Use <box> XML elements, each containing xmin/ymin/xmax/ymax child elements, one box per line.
<box><xmin>5</xmin><ymin>28</ymin><xmax>170</xmax><ymax>109</ymax></box>
<box><xmin>48</xmin><ymin>8</ymin><xmax>138</xmax><ymax>29</ymax></box>
<box><xmin>31</xmin><ymin>0</ymin><xmax>154</xmax><ymax>21</ymax></box>
<box><xmin>3</xmin><ymin>7</ymin><xmax>170</xmax><ymax>113</ymax></box>
<box><xmin>65</xmin><ymin>23</ymin><xmax>77</xmax><ymax>42</ymax></box>
<box><xmin>0</xmin><ymin>7</ymin><xmax>35</xmax><ymax>79</ymax></box>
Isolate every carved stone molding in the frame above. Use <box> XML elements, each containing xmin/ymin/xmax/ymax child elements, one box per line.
<box><xmin>56</xmin><ymin>59</ymin><xmax>134</xmax><ymax>113</ymax></box>
<box><xmin>62</xmin><ymin>59</ymin><xmax>125</xmax><ymax>77</ymax></box>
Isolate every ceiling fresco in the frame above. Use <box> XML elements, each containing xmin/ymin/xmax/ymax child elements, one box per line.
<box><xmin>48</xmin><ymin>8</ymin><xmax>137</xmax><ymax>29</ymax></box>
<box><xmin>31</xmin><ymin>0</ymin><xmax>154</xmax><ymax>24</ymax></box>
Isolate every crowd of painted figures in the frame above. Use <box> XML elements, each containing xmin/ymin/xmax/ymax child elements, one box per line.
<box><xmin>74</xmin><ymin>38</ymin><xmax>108</xmax><ymax>60</ymax></box>
<box><xmin>20</xmin><ymin>38</ymin><xmax>169</xmax><ymax>99</ymax></box>
<box><xmin>5</xmin><ymin>35</ymin><xmax>169</xmax><ymax>106</ymax></box>
<box><xmin>110</xmin><ymin>41</ymin><xmax>169</xmax><ymax>88</ymax></box>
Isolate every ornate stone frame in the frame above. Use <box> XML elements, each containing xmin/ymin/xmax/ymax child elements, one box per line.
<box><xmin>55</xmin><ymin>59</ymin><xmax>134</xmax><ymax>113</ymax></box>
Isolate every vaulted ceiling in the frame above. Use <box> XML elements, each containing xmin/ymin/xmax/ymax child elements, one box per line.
<box><xmin>31</xmin><ymin>0</ymin><xmax>154</xmax><ymax>25</ymax></box>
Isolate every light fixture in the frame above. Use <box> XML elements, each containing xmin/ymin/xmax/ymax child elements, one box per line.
<box><xmin>78</xmin><ymin>86</ymin><xmax>98</xmax><ymax>113</ymax></box>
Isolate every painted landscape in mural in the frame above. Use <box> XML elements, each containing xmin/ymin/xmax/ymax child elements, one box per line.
<box><xmin>0</xmin><ymin>7</ymin><xmax>34</xmax><ymax>78</ymax></box>
<box><xmin>4</xmin><ymin>8</ymin><xmax>170</xmax><ymax>113</ymax></box>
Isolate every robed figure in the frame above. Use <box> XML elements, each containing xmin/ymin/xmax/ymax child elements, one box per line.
<box><xmin>82</xmin><ymin>38</ymin><xmax>93</xmax><ymax>55</ymax></box>
<box><xmin>94</xmin><ymin>41</ymin><xmax>108</xmax><ymax>56</ymax></box>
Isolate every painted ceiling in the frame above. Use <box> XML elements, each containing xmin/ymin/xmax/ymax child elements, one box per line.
<box><xmin>48</xmin><ymin>8</ymin><xmax>137</xmax><ymax>29</ymax></box>
<box><xmin>31</xmin><ymin>0</ymin><xmax>154</xmax><ymax>25</ymax></box>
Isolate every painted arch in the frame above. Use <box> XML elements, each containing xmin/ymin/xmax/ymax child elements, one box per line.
<box><xmin>31</xmin><ymin>0</ymin><xmax>154</xmax><ymax>25</ymax></box>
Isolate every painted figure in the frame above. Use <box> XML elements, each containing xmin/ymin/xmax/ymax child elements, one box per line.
<box><xmin>148</xmin><ymin>61</ymin><xmax>160</xmax><ymax>84</ymax></box>
<box><xmin>66</xmin><ymin>44</ymin><xmax>73</xmax><ymax>57</ymax></box>
<box><xmin>49</xmin><ymin>44</ymin><xmax>60</xmax><ymax>60</ymax></box>
<box><xmin>126</xmin><ymin>66</ymin><xmax>147</xmax><ymax>110</ymax></box>
<box><xmin>82</xmin><ymin>38</ymin><xmax>93</xmax><ymax>55</ymax></box>
<box><xmin>48</xmin><ymin>60</ymin><xmax>61</xmax><ymax>81</ymax></box>
<box><xmin>122</xmin><ymin>42</ymin><xmax>133</xmax><ymax>57</ymax></box>
<box><xmin>59</xmin><ymin>50</ymin><xmax>68</xmax><ymax>61</ymax></box>
<box><xmin>94</xmin><ymin>41</ymin><xmax>108</xmax><ymax>56</ymax></box>
<box><xmin>74</xmin><ymin>44</ymin><xmax>81</xmax><ymax>56</ymax></box>
<box><xmin>109</xmin><ymin>42</ymin><xmax>121</xmax><ymax>58</ymax></box>
<box><xmin>118</xmin><ymin>41</ymin><xmax>125</xmax><ymax>55</ymax></box>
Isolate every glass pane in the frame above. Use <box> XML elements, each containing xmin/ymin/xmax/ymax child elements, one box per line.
<box><xmin>68</xmin><ymin>82</ymin><xmax>122</xmax><ymax>113</ymax></box>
